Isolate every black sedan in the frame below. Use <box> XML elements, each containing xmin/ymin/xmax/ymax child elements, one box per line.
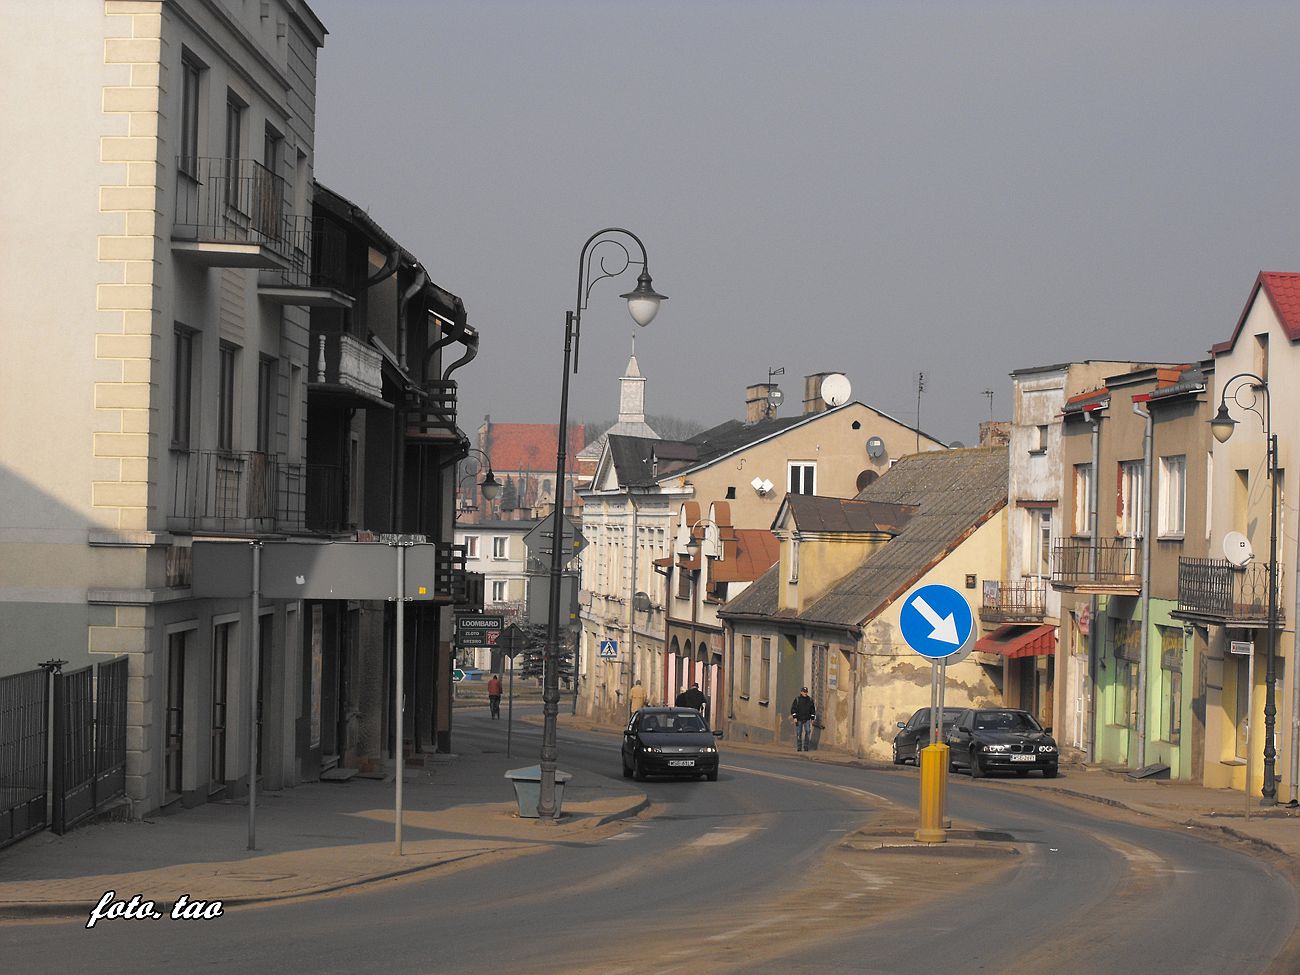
<box><xmin>621</xmin><ymin>707</ymin><xmax>722</xmax><ymax>781</ymax></box>
<box><xmin>892</xmin><ymin>706</ymin><xmax>965</xmax><ymax>765</ymax></box>
<box><xmin>945</xmin><ymin>707</ymin><xmax>1059</xmax><ymax>778</ymax></box>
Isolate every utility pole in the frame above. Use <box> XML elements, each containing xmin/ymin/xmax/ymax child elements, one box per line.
<box><xmin>915</xmin><ymin>372</ymin><xmax>926</xmax><ymax>451</ymax></box>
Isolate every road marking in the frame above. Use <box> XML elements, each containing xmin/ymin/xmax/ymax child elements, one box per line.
<box><xmin>688</xmin><ymin>827</ymin><xmax>755</xmax><ymax>848</ymax></box>
<box><xmin>727</xmin><ymin>764</ymin><xmax>887</xmax><ymax>803</ymax></box>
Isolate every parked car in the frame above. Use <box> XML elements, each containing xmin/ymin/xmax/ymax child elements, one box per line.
<box><xmin>892</xmin><ymin>706</ymin><xmax>965</xmax><ymax>765</ymax></box>
<box><xmin>945</xmin><ymin>707</ymin><xmax>1059</xmax><ymax>778</ymax></box>
<box><xmin>621</xmin><ymin>707</ymin><xmax>722</xmax><ymax>781</ymax></box>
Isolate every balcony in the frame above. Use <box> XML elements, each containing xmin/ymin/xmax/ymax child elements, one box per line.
<box><xmin>1050</xmin><ymin>538</ymin><xmax>1141</xmax><ymax>595</ymax></box>
<box><xmin>308</xmin><ymin>331</ymin><xmax>387</xmax><ymax>406</ymax></box>
<box><xmin>169</xmin><ymin>451</ymin><xmax>345</xmax><ymax>535</ymax></box>
<box><xmin>1173</xmin><ymin>558</ymin><xmax>1285</xmax><ymax>628</ymax></box>
<box><xmin>980</xmin><ymin>579</ymin><xmax>1047</xmax><ymax>623</ymax></box>
<box><xmin>406</xmin><ymin>380</ymin><xmax>460</xmax><ymax>443</ymax></box>
<box><xmin>258</xmin><ymin>215</ymin><xmax>355</xmax><ymax>308</ymax></box>
<box><xmin>172</xmin><ymin>157</ymin><xmax>291</xmax><ymax>268</ymax></box>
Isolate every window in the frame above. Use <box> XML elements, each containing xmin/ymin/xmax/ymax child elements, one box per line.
<box><xmin>1158</xmin><ymin>455</ymin><xmax>1187</xmax><ymax>537</ymax></box>
<box><xmin>464</xmin><ymin>536</ymin><xmax>480</xmax><ymax>559</ymax></box>
<box><xmin>165</xmin><ymin>630</ymin><xmax>189</xmax><ymax>800</ymax></box>
<box><xmin>179</xmin><ymin>56</ymin><xmax>202</xmax><ymax>176</ymax></box>
<box><xmin>788</xmin><ymin>462</ymin><xmax>816</xmax><ymax>496</ymax></box>
<box><xmin>1110</xmin><ymin>619</ymin><xmax>1140</xmax><ymax>727</ymax></box>
<box><xmin>211</xmin><ymin>622</ymin><xmax>233</xmax><ymax>786</ymax></box>
<box><xmin>1073</xmin><ymin>464</ymin><xmax>1094</xmax><ymax>536</ymax></box>
<box><xmin>218</xmin><ymin>344</ymin><xmax>237</xmax><ymax>451</ymax></box>
<box><xmin>256</xmin><ymin>356</ymin><xmax>276</xmax><ymax>454</ymax></box>
<box><xmin>172</xmin><ymin>327</ymin><xmax>194</xmax><ymax>448</ymax></box>
<box><xmin>1118</xmin><ymin>460</ymin><xmax>1144</xmax><ymax>538</ymax></box>
<box><xmin>759</xmin><ymin>637</ymin><xmax>772</xmax><ymax>705</ymax></box>
<box><xmin>224</xmin><ymin>91</ymin><xmax>245</xmax><ymax>208</ymax></box>
<box><xmin>789</xmin><ymin>535</ymin><xmax>800</xmax><ymax>583</ymax></box>
<box><xmin>1255</xmin><ymin>333</ymin><xmax>1269</xmax><ymax>382</ymax></box>
<box><xmin>1031</xmin><ymin>424</ymin><xmax>1049</xmax><ymax>453</ymax></box>
<box><xmin>492</xmin><ymin>536</ymin><xmax>508</xmax><ymax>559</ymax></box>
<box><xmin>1026</xmin><ymin>508</ymin><xmax>1052</xmax><ymax>578</ymax></box>
<box><xmin>491</xmin><ymin>580</ymin><xmax>507</xmax><ymax>603</ymax></box>
<box><xmin>676</xmin><ymin>563</ymin><xmax>691</xmax><ymax>599</ymax></box>
<box><xmin>740</xmin><ymin>636</ymin><xmax>752</xmax><ymax>698</ymax></box>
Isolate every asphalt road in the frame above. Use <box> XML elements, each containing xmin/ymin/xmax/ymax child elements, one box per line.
<box><xmin>8</xmin><ymin>709</ymin><xmax>1297</xmax><ymax>975</ymax></box>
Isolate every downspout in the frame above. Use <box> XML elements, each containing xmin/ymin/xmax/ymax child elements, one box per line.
<box><xmin>1087</xmin><ymin>409</ymin><xmax>1101</xmax><ymax>764</ymax></box>
<box><xmin>1133</xmin><ymin>397</ymin><xmax>1154</xmax><ymax>770</ymax></box>
<box><xmin>398</xmin><ymin>265</ymin><xmax>427</xmax><ymax>373</ymax></box>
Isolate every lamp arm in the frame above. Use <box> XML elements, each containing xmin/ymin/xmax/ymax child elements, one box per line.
<box><xmin>1219</xmin><ymin>371</ymin><xmax>1270</xmax><ymax>438</ymax></box>
<box><xmin>571</xmin><ymin>228</ymin><xmax>651</xmax><ymax>373</ymax></box>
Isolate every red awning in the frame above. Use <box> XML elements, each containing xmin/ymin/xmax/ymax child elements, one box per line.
<box><xmin>975</xmin><ymin>624</ymin><xmax>1056</xmax><ymax>658</ymax></box>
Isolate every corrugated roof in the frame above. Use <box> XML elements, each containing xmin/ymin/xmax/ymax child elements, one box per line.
<box><xmin>722</xmin><ymin>447</ymin><xmax>1009</xmax><ymax>629</ymax></box>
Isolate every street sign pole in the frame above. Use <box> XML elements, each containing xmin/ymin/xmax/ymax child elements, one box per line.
<box><xmin>394</xmin><ymin>541</ymin><xmax>405</xmax><ymax>856</ymax></box>
<box><xmin>248</xmin><ymin>541</ymin><xmax>261</xmax><ymax>851</ymax></box>
<box><xmin>507</xmin><ymin>654</ymin><xmax>515</xmax><ymax>759</ymax></box>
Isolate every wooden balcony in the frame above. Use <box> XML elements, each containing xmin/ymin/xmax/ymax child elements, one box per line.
<box><xmin>1050</xmin><ymin>538</ymin><xmax>1141</xmax><ymax>595</ymax></box>
<box><xmin>1173</xmin><ymin>558</ymin><xmax>1284</xmax><ymax>628</ymax></box>
<box><xmin>980</xmin><ymin>579</ymin><xmax>1047</xmax><ymax>623</ymax></box>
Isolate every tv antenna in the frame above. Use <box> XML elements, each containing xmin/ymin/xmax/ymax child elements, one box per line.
<box><xmin>766</xmin><ymin>366</ymin><xmax>785</xmax><ymax>419</ymax></box>
<box><xmin>915</xmin><ymin>372</ymin><xmax>926</xmax><ymax>452</ymax></box>
<box><xmin>982</xmin><ymin>389</ymin><xmax>994</xmax><ymax>417</ymax></box>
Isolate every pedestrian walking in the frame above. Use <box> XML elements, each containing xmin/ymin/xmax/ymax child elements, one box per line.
<box><xmin>487</xmin><ymin>673</ymin><xmax>502</xmax><ymax>719</ymax></box>
<box><xmin>629</xmin><ymin>679</ymin><xmax>647</xmax><ymax>715</ymax></box>
<box><xmin>675</xmin><ymin>682</ymin><xmax>707</xmax><ymax>714</ymax></box>
<box><xmin>790</xmin><ymin>686</ymin><xmax>816</xmax><ymax>751</ymax></box>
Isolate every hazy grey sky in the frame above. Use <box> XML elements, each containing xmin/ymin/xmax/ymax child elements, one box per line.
<box><xmin>310</xmin><ymin>0</ymin><xmax>1300</xmax><ymax>445</ymax></box>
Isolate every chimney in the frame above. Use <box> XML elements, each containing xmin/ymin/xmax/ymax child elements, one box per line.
<box><xmin>803</xmin><ymin>372</ymin><xmax>833</xmax><ymax>415</ymax></box>
<box><xmin>745</xmin><ymin>383</ymin><xmax>778</xmax><ymax>424</ymax></box>
<box><xmin>979</xmin><ymin>420</ymin><xmax>1011</xmax><ymax>447</ymax></box>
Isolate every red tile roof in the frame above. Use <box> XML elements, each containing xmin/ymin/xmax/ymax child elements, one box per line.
<box><xmin>483</xmin><ymin>424</ymin><xmax>585</xmax><ymax>473</ymax></box>
<box><xmin>1212</xmin><ymin>272</ymin><xmax>1300</xmax><ymax>355</ymax></box>
<box><xmin>712</xmin><ymin>529</ymin><xmax>780</xmax><ymax>583</ymax></box>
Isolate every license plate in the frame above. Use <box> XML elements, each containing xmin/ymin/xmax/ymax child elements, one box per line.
<box><xmin>667</xmin><ymin>759</ymin><xmax>695</xmax><ymax>767</ymax></box>
<box><xmin>1009</xmin><ymin>754</ymin><xmax>1036</xmax><ymax>762</ymax></box>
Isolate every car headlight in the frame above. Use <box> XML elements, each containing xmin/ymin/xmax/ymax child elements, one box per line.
<box><xmin>1038</xmin><ymin>745</ymin><xmax>1057</xmax><ymax>753</ymax></box>
<box><xmin>642</xmin><ymin>746</ymin><xmax>660</xmax><ymax>753</ymax></box>
<box><xmin>701</xmin><ymin>746</ymin><xmax>717</xmax><ymax>754</ymax></box>
<box><xmin>984</xmin><ymin>744</ymin><xmax>1008</xmax><ymax>752</ymax></box>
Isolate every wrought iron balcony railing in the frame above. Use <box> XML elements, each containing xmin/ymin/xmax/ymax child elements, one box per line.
<box><xmin>980</xmin><ymin>579</ymin><xmax>1047</xmax><ymax>622</ymax></box>
<box><xmin>1176</xmin><ymin>558</ymin><xmax>1284</xmax><ymax>624</ymax></box>
<box><xmin>174</xmin><ymin>156</ymin><xmax>289</xmax><ymax>251</ymax></box>
<box><xmin>170</xmin><ymin>451</ymin><xmax>345</xmax><ymax>534</ymax></box>
<box><xmin>260</xmin><ymin>214</ymin><xmax>353</xmax><ymax>294</ymax></box>
<box><xmin>1051</xmin><ymin>538</ymin><xmax>1141</xmax><ymax>590</ymax></box>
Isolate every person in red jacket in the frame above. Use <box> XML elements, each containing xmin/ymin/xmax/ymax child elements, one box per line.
<box><xmin>487</xmin><ymin>674</ymin><xmax>503</xmax><ymax>719</ymax></box>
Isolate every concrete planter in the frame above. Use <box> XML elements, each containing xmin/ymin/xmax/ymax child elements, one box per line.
<box><xmin>504</xmin><ymin>765</ymin><xmax>573</xmax><ymax>818</ymax></box>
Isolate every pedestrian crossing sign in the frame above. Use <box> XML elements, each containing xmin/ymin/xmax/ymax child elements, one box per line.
<box><xmin>599</xmin><ymin>639</ymin><xmax>618</xmax><ymax>659</ymax></box>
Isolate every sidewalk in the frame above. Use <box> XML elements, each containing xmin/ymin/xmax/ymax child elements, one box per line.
<box><xmin>0</xmin><ymin>733</ymin><xmax>646</xmax><ymax>921</ymax></box>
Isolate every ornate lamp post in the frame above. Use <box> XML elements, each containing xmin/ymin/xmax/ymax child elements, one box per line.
<box><xmin>455</xmin><ymin>447</ymin><xmax>499</xmax><ymax>516</ymax></box>
<box><xmin>538</xmin><ymin>229</ymin><xmax>666</xmax><ymax>818</ymax></box>
<box><xmin>1210</xmin><ymin>372</ymin><xmax>1279</xmax><ymax>805</ymax></box>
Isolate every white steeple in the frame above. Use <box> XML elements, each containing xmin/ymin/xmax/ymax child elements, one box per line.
<box><xmin>618</xmin><ymin>333</ymin><xmax>647</xmax><ymax>426</ymax></box>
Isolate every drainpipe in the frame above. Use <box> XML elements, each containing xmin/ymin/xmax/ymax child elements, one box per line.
<box><xmin>1087</xmin><ymin>410</ymin><xmax>1101</xmax><ymax>764</ymax></box>
<box><xmin>398</xmin><ymin>265</ymin><xmax>428</xmax><ymax>373</ymax></box>
<box><xmin>1133</xmin><ymin>397</ymin><xmax>1154</xmax><ymax>770</ymax></box>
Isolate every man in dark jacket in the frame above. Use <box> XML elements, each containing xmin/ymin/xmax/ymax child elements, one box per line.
<box><xmin>790</xmin><ymin>687</ymin><xmax>816</xmax><ymax>752</ymax></box>
<box><xmin>675</xmin><ymin>682</ymin><xmax>708</xmax><ymax>716</ymax></box>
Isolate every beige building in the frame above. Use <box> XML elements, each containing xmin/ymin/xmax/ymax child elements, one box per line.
<box><xmin>720</xmin><ymin>448</ymin><xmax>1009</xmax><ymax>758</ymax></box>
<box><xmin>1</xmin><ymin>1</ymin><xmax>327</xmax><ymax>814</ymax></box>
<box><xmin>577</xmin><ymin>377</ymin><xmax>948</xmax><ymax>724</ymax></box>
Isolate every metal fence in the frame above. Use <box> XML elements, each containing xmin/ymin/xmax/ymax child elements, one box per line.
<box><xmin>1177</xmin><ymin>558</ymin><xmax>1284</xmax><ymax>623</ymax></box>
<box><xmin>0</xmin><ymin>658</ymin><xmax>128</xmax><ymax>847</ymax></box>
<box><xmin>1051</xmin><ymin>538</ymin><xmax>1141</xmax><ymax>588</ymax></box>
<box><xmin>173</xmin><ymin>156</ymin><xmax>288</xmax><ymax>251</ymax></box>
<box><xmin>981</xmin><ymin>579</ymin><xmax>1047</xmax><ymax>622</ymax></box>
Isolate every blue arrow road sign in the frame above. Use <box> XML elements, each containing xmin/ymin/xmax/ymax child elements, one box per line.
<box><xmin>899</xmin><ymin>584</ymin><xmax>974</xmax><ymax>659</ymax></box>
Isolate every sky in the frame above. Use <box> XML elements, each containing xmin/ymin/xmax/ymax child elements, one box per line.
<box><xmin>309</xmin><ymin>0</ymin><xmax>1300</xmax><ymax>447</ymax></box>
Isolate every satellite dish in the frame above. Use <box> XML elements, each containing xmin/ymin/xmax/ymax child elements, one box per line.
<box><xmin>1224</xmin><ymin>531</ymin><xmax>1254</xmax><ymax>567</ymax></box>
<box><xmin>820</xmin><ymin>373</ymin><xmax>852</xmax><ymax>407</ymax></box>
<box><xmin>949</xmin><ymin>440</ymin><xmax>966</xmax><ymax>448</ymax></box>
<box><xmin>865</xmin><ymin>436</ymin><xmax>886</xmax><ymax>459</ymax></box>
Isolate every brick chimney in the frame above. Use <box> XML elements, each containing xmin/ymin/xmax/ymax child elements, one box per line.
<box><xmin>745</xmin><ymin>383</ymin><xmax>779</xmax><ymax>423</ymax></box>
<box><xmin>979</xmin><ymin>421</ymin><xmax>1011</xmax><ymax>447</ymax></box>
<box><xmin>803</xmin><ymin>372</ymin><xmax>834</xmax><ymax>415</ymax></box>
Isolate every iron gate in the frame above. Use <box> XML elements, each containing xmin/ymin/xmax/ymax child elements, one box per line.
<box><xmin>0</xmin><ymin>668</ymin><xmax>49</xmax><ymax>849</ymax></box>
<box><xmin>52</xmin><ymin>657</ymin><xmax>128</xmax><ymax>834</ymax></box>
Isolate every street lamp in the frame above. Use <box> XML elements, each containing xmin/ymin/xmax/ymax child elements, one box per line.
<box><xmin>456</xmin><ymin>447</ymin><xmax>500</xmax><ymax>515</ymax></box>
<box><xmin>1210</xmin><ymin>372</ymin><xmax>1279</xmax><ymax>805</ymax></box>
<box><xmin>538</xmin><ymin>228</ymin><xmax>666</xmax><ymax>818</ymax></box>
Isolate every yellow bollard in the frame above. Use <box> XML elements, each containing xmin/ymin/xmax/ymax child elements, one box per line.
<box><xmin>915</xmin><ymin>742</ymin><xmax>949</xmax><ymax>844</ymax></box>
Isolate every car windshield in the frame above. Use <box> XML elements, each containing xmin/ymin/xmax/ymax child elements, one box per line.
<box><xmin>641</xmin><ymin>713</ymin><xmax>708</xmax><ymax>734</ymax></box>
<box><xmin>973</xmin><ymin>710</ymin><xmax>1042</xmax><ymax>733</ymax></box>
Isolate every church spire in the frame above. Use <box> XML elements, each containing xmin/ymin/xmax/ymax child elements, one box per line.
<box><xmin>618</xmin><ymin>333</ymin><xmax>646</xmax><ymax>424</ymax></box>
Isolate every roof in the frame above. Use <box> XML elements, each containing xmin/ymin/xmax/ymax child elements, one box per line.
<box><xmin>1061</xmin><ymin>388</ymin><xmax>1110</xmax><ymax>414</ymax></box>
<box><xmin>1213</xmin><ymin>272</ymin><xmax>1300</xmax><ymax>355</ymax></box>
<box><xmin>454</xmin><ymin>519</ymin><xmax>542</xmax><ymax>532</ymax></box>
<box><xmin>721</xmin><ymin>447</ymin><xmax>1009</xmax><ymax>629</ymax></box>
<box><xmin>975</xmin><ymin>623</ymin><xmax>1056</xmax><ymax>658</ymax></box>
<box><xmin>779</xmin><ymin>495</ymin><xmax>918</xmax><ymax>535</ymax></box>
<box><xmin>1146</xmin><ymin>363</ymin><xmax>1210</xmax><ymax>403</ymax></box>
<box><xmin>603</xmin><ymin>435</ymin><xmax>700</xmax><ymax>487</ymax></box>
<box><xmin>711</xmin><ymin>529</ymin><xmax>781</xmax><ymax>584</ymax></box>
<box><xmin>484</xmin><ymin>424</ymin><xmax>585</xmax><ymax>473</ymax></box>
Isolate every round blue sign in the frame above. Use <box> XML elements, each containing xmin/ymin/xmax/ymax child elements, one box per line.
<box><xmin>899</xmin><ymin>584</ymin><xmax>975</xmax><ymax>659</ymax></box>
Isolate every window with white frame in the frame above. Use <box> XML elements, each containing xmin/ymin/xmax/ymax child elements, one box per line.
<box><xmin>1073</xmin><ymin>464</ymin><xmax>1094</xmax><ymax>536</ymax></box>
<box><xmin>1158</xmin><ymin>455</ymin><xmax>1186</xmax><ymax>537</ymax></box>
<box><xmin>463</xmin><ymin>536</ymin><xmax>480</xmax><ymax>559</ymax></box>
<box><xmin>1118</xmin><ymin>460</ymin><xmax>1144</xmax><ymax>538</ymax></box>
<box><xmin>1026</xmin><ymin>508</ymin><xmax>1052</xmax><ymax>578</ymax></box>
<box><xmin>788</xmin><ymin>462</ymin><xmax>816</xmax><ymax>496</ymax></box>
<box><xmin>789</xmin><ymin>534</ymin><xmax>800</xmax><ymax>583</ymax></box>
<box><xmin>492</xmin><ymin>536</ymin><xmax>508</xmax><ymax>559</ymax></box>
<box><xmin>491</xmin><ymin>580</ymin><xmax>507</xmax><ymax>603</ymax></box>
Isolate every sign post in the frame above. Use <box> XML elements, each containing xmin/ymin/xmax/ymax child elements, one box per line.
<box><xmin>496</xmin><ymin>624</ymin><xmax>530</xmax><ymax>759</ymax></box>
<box><xmin>899</xmin><ymin>583</ymin><xmax>975</xmax><ymax>844</ymax></box>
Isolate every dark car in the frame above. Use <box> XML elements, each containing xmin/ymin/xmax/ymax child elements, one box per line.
<box><xmin>892</xmin><ymin>707</ymin><xmax>965</xmax><ymax>765</ymax></box>
<box><xmin>621</xmin><ymin>707</ymin><xmax>722</xmax><ymax>781</ymax></box>
<box><xmin>945</xmin><ymin>707</ymin><xmax>1059</xmax><ymax>778</ymax></box>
